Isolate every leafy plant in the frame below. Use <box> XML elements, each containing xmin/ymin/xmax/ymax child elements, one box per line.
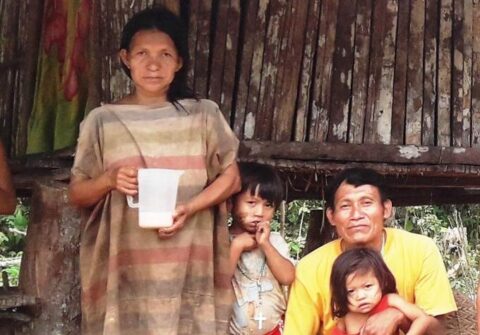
<box><xmin>0</xmin><ymin>200</ymin><xmax>30</xmax><ymax>287</ymax></box>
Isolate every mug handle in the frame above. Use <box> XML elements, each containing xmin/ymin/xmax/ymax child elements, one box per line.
<box><xmin>126</xmin><ymin>195</ymin><xmax>139</xmax><ymax>208</ymax></box>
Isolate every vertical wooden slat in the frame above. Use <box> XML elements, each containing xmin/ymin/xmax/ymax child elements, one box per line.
<box><xmin>155</xmin><ymin>0</ymin><xmax>181</xmax><ymax>15</ymax></box>
<box><xmin>462</xmin><ymin>0</ymin><xmax>473</xmax><ymax>146</ymax></box>
<box><xmin>471</xmin><ymin>1</ymin><xmax>480</xmax><ymax>146</ymax></box>
<box><xmin>422</xmin><ymin>0</ymin><xmax>438</xmax><ymax>146</ymax></box>
<box><xmin>272</xmin><ymin>0</ymin><xmax>309</xmax><ymax>141</ymax></box>
<box><xmin>294</xmin><ymin>0</ymin><xmax>321</xmax><ymax>142</ymax></box>
<box><xmin>309</xmin><ymin>0</ymin><xmax>339</xmax><ymax>142</ymax></box>
<box><xmin>193</xmin><ymin>0</ymin><xmax>212</xmax><ymax>97</ymax></box>
<box><xmin>254</xmin><ymin>0</ymin><xmax>288</xmax><ymax>140</ymax></box>
<box><xmin>390</xmin><ymin>0</ymin><xmax>408</xmax><ymax>145</ymax></box>
<box><xmin>0</xmin><ymin>0</ymin><xmax>20</xmax><ymax>154</ymax></box>
<box><xmin>349</xmin><ymin>0</ymin><xmax>372</xmax><ymax>144</ymax></box>
<box><xmin>13</xmin><ymin>0</ymin><xmax>44</xmax><ymax>155</ymax></box>
<box><xmin>452</xmin><ymin>0</ymin><xmax>464</xmax><ymax>147</ymax></box>
<box><xmin>233</xmin><ymin>0</ymin><xmax>261</xmax><ymax>138</ymax></box>
<box><xmin>243</xmin><ymin>0</ymin><xmax>269</xmax><ymax>139</ymax></box>
<box><xmin>405</xmin><ymin>0</ymin><xmax>424</xmax><ymax>145</ymax></box>
<box><xmin>187</xmin><ymin>0</ymin><xmax>200</xmax><ymax>90</ymax></box>
<box><xmin>364</xmin><ymin>0</ymin><xmax>397</xmax><ymax>144</ymax></box>
<box><xmin>221</xmin><ymin>0</ymin><xmax>241</xmax><ymax>122</ymax></box>
<box><xmin>207</xmin><ymin>0</ymin><xmax>229</xmax><ymax>107</ymax></box>
<box><xmin>327</xmin><ymin>0</ymin><xmax>356</xmax><ymax>143</ymax></box>
<box><xmin>438</xmin><ymin>0</ymin><xmax>453</xmax><ymax>146</ymax></box>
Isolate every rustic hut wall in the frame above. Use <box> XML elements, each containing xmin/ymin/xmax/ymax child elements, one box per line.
<box><xmin>90</xmin><ymin>0</ymin><xmax>480</xmax><ymax>148</ymax></box>
<box><xmin>2</xmin><ymin>0</ymin><xmax>480</xmax><ymax>156</ymax></box>
<box><xmin>0</xmin><ymin>0</ymin><xmax>43</xmax><ymax>156</ymax></box>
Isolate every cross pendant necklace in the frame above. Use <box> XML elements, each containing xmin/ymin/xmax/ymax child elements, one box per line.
<box><xmin>237</xmin><ymin>257</ymin><xmax>267</xmax><ymax>330</ymax></box>
<box><xmin>254</xmin><ymin>279</ymin><xmax>266</xmax><ymax>330</ymax></box>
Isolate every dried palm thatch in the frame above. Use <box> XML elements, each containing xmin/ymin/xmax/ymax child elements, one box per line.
<box><xmin>446</xmin><ymin>291</ymin><xmax>477</xmax><ymax>335</ymax></box>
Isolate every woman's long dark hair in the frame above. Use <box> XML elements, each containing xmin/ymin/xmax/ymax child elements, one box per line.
<box><xmin>330</xmin><ymin>248</ymin><xmax>397</xmax><ymax>318</ymax></box>
<box><xmin>120</xmin><ymin>6</ymin><xmax>195</xmax><ymax>103</ymax></box>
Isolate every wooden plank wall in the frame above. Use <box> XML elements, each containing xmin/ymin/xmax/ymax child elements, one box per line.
<box><xmin>91</xmin><ymin>0</ymin><xmax>480</xmax><ymax>148</ymax></box>
<box><xmin>2</xmin><ymin>0</ymin><xmax>480</xmax><ymax>157</ymax></box>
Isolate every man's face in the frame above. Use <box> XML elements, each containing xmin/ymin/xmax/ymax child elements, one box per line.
<box><xmin>326</xmin><ymin>182</ymin><xmax>392</xmax><ymax>250</ymax></box>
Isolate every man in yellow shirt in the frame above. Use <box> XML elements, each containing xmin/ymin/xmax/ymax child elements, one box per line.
<box><xmin>284</xmin><ymin>168</ymin><xmax>457</xmax><ymax>335</ymax></box>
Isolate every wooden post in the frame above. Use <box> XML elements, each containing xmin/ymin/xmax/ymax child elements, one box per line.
<box><xmin>18</xmin><ymin>180</ymin><xmax>82</xmax><ymax>334</ymax></box>
<box><xmin>302</xmin><ymin>209</ymin><xmax>336</xmax><ymax>257</ymax></box>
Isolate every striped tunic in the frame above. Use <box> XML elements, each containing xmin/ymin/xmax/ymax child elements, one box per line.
<box><xmin>71</xmin><ymin>99</ymin><xmax>239</xmax><ymax>335</ymax></box>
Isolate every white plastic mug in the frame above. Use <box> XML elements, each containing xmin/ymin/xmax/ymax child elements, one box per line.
<box><xmin>127</xmin><ymin>168</ymin><xmax>183</xmax><ymax>228</ymax></box>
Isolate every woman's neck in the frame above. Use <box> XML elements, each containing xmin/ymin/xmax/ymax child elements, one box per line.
<box><xmin>121</xmin><ymin>92</ymin><xmax>169</xmax><ymax>106</ymax></box>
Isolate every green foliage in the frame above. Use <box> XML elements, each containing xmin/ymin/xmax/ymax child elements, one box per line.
<box><xmin>271</xmin><ymin>200</ymin><xmax>323</xmax><ymax>260</ymax></box>
<box><xmin>0</xmin><ymin>200</ymin><xmax>29</xmax><ymax>286</ymax></box>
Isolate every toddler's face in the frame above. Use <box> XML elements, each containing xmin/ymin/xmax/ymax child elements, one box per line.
<box><xmin>232</xmin><ymin>187</ymin><xmax>275</xmax><ymax>233</ymax></box>
<box><xmin>345</xmin><ymin>270</ymin><xmax>382</xmax><ymax>314</ymax></box>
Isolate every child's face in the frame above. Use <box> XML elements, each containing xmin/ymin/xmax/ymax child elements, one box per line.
<box><xmin>231</xmin><ymin>187</ymin><xmax>275</xmax><ymax>233</ymax></box>
<box><xmin>120</xmin><ymin>29</ymin><xmax>182</xmax><ymax>101</ymax></box>
<box><xmin>345</xmin><ymin>270</ymin><xmax>382</xmax><ymax>314</ymax></box>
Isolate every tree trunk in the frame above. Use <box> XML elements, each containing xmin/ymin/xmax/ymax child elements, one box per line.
<box><xmin>19</xmin><ymin>180</ymin><xmax>82</xmax><ymax>334</ymax></box>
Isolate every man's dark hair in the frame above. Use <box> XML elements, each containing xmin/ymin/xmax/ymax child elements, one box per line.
<box><xmin>119</xmin><ymin>6</ymin><xmax>195</xmax><ymax>102</ymax></box>
<box><xmin>234</xmin><ymin>162</ymin><xmax>284</xmax><ymax>208</ymax></box>
<box><xmin>330</xmin><ymin>247</ymin><xmax>397</xmax><ymax>318</ymax></box>
<box><xmin>325</xmin><ymin>168</ymin><xmax>388</xmax><ymax>210</ymax></box>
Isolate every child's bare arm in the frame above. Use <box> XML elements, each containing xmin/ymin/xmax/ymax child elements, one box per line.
<box><xmin>387</xmin><ymin>294</ymin><xmax>443</xmax><ymax>335</ymax></box>
<box><xmin>257</xmin><ymin>222</ymin><xmax>295</xmax><ymax>285</ymax></box>
<box><xmin>228</xmin><ymin>233</ymin><xmax>257</xmax><ymax>278</ymax></box>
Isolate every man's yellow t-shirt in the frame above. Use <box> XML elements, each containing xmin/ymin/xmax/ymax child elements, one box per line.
<box><xmin>284</xmin><ymin>228</ymin><xmax>457</xmax><ymax>335</ymax></box>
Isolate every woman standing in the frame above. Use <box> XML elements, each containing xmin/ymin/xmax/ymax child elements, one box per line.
<box><xmin>69</xmin><ymin>7</ymin><xmax>240</xmax><ymax>335</ymax></box>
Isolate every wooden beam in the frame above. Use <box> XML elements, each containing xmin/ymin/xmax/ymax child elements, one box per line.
<box><xmin>239</xmin><ymin>140</ymin><xmax>480</xmax><ymax>166</ymax></box>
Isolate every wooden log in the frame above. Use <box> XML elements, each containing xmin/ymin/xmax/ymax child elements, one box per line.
<box><xmin>422</xmin><ymin>0</ymin><xmax>438</xmax><ymax>146</ymax></box>
<box><xmin>438</xmin><ymin>0</ymin><xmax>453</xmax><ymax>146</ymax></box>
<box><xmin>349</xmin><ymin>0</ymin><xmax>372</xmax><ymax>144</ymax></box>
<box><xmin>254</xmin><ymin>0</ymin><xmax>288</xmax><ymax>140</ymax></box>
<box><xmin>243</xmin><ymin>0</ymin><xmax>269</xmax><ymax>139</ymax></box>
<box><xmin>294</xmin><ymin>0</ymin><xmax>321</xmax><ymax>142</ymax></box>
<box><xmin>19</xmin><ymin>180</ymin><xmax>82</xmax><ymax>334</ymax></box>
<box><xmin>239</xmin><ymin>140</ymin><xmax>480</xmax><ymax>166</ymax></box>
<box><xmin>326</xmin><ymin>0</ymin><xmax>356</xmax><ymax>143</ymax></box>
<box><xmin>272</xmin><ymin>0</ymin><xmax>309</xmax><ymax>141</ymax></box>
<box><xmin>233</xmin><ymin>0</ymin><xmax>261</xmax><ymax>138</ymax></box>
<box><xmin>405</xmin><ymin>0</ymin><xmax>424</xmax><ymax>145</ymax></box>
<box><xmin>309</xmin><ymin>0</ymin><xmax>339</xmax><ymax>142</ymax></box>
<box><xmin>472</xmin><ymin>1</ymin><xmax>480</xmax><ymax>146</ymax></box>
<box><xmin>391</xmin><ymin>0</ymin><xmax>409</xmax><ymax>145</ymax></box>
<box><xmin>452</xmin><ymin>0</ymin><xmax>464</xmax><ymax>147</ymax></box>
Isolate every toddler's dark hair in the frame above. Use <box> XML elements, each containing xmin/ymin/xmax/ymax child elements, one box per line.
<box><xmin>330</xmin><ymin>247</ymin><xmax>397</xmax><ymax>318</ymax></box>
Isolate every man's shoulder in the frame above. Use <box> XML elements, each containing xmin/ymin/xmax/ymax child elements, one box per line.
<box><xmin>387</xmin><ymin>228</ymin><xmax>438</xmax><ymax>253</ymax></box>
<box><xmin>297</xmin><ymin>240</ymin><xmax>341</xmax><ymax>272</ymax></box>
